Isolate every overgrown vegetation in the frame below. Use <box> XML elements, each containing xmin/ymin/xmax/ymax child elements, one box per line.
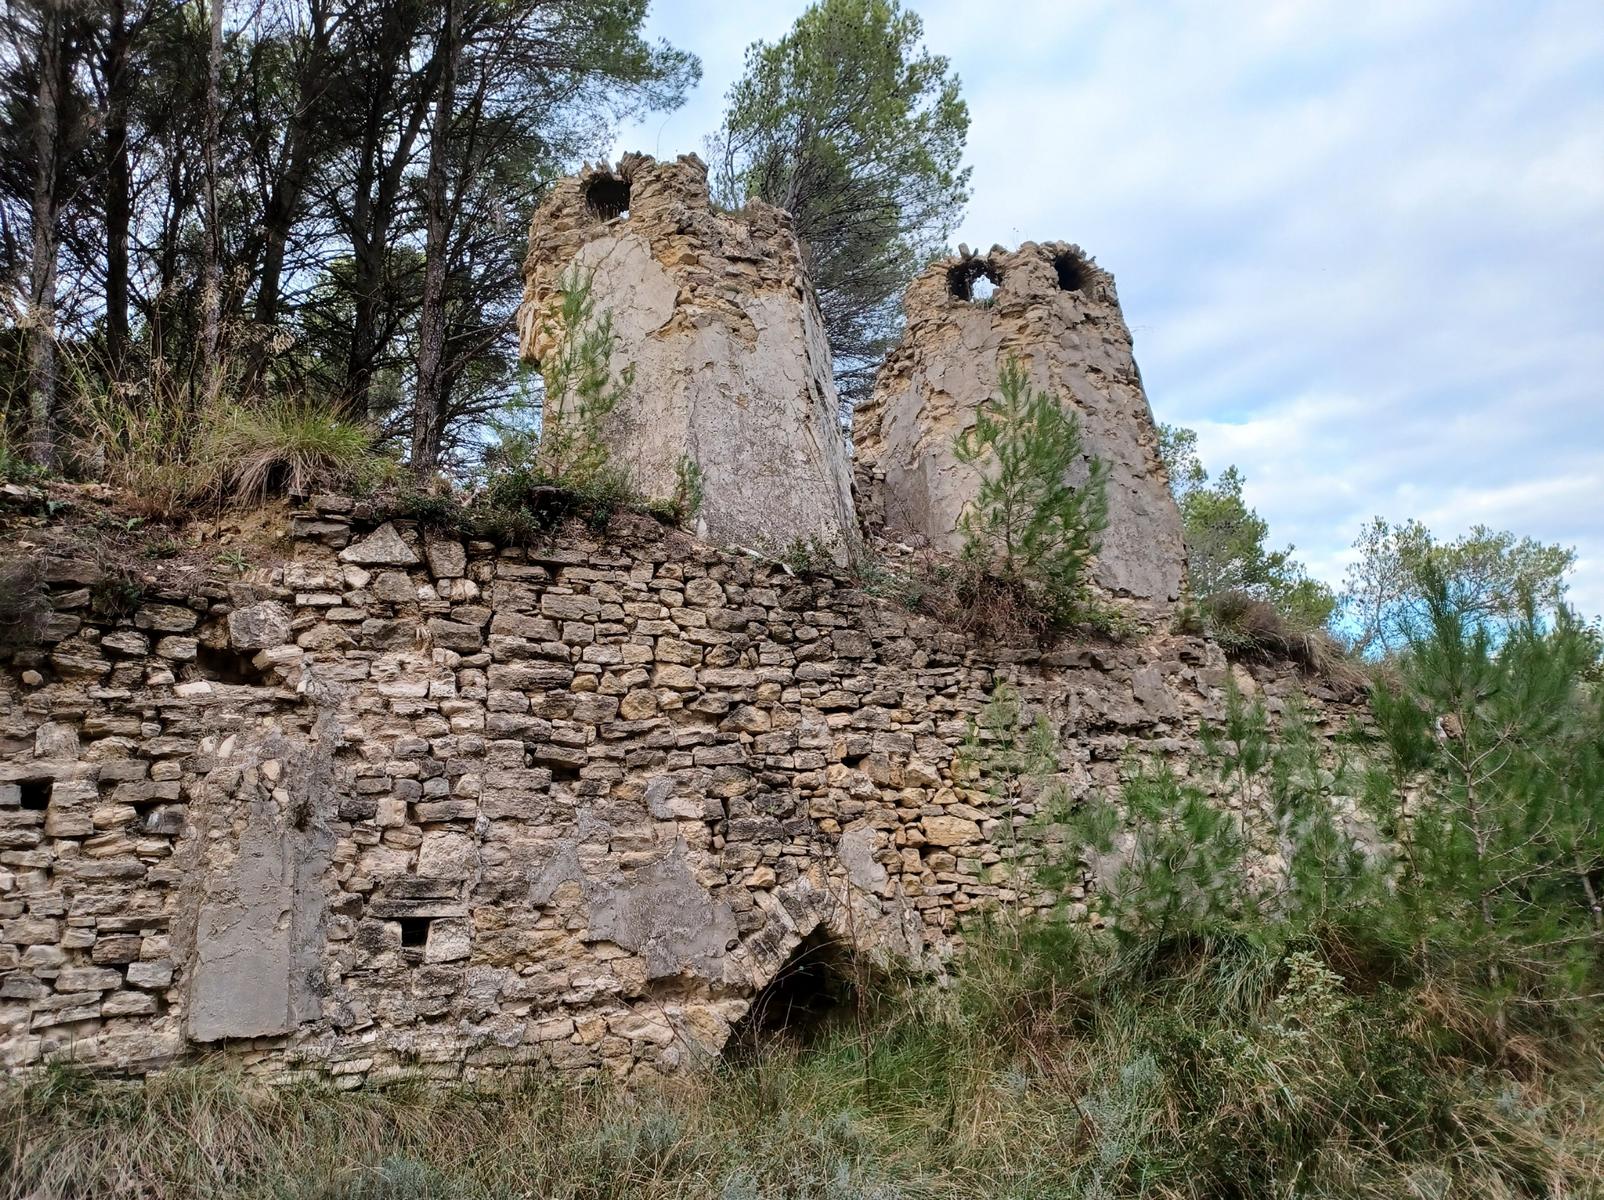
<box><xmin>9</xmin><ymin>919</ymin><xmax>1598</xmax><ymax>1200</ymax></box>
<box><xmin>2</xmin><ymin>0</ymin><xmax>697</xmax><ymax>477</ymax></box>
<box><xmin>438</xmin><ymin>266</ymin><xmax>672</xmax><ymax>540</ymax></box>
<box><xmin>947</xmin><ymin>355</ymin><xmax>1109</xmax><ymax>637</ymax></box>
<box><xmin>74</xmin><ymin>368</ymin><xmax>381</xmax><ymax>518</ymax></box>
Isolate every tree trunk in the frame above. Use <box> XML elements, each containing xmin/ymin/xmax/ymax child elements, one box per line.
<box><xmin>411</xmin><ymin>0</ymin><xmax>458</xmax><ymax>478</ymax></box>
<box><xmin>344</xmin><ymin>34</ymin><xmax>433</xmax><ymax>423</ymax></box>
<box><xmin>253</xmin><ymin>0</ymin><xmax>331</xmax><ymax>333</ymax></box>
<box><xmin>27</xmin><ymin>0</ymin><xmax>65</xmax><ymax>469</ymax></box>
<box><xmin>103</xmin><ymin>0</ymin><xmax>132</xmax><ymax>380</ymax></box>
<box><xmin>199</xmin><ymin>0</ymin><xmax>224</xmax><ymax>401</ymax></box>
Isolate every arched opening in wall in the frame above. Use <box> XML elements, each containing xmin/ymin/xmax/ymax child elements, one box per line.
<box><xmin>584</xmin><ymin>175</ymin><xmax>631</xmax><ymax>220</ymax></box>
<box><xmin>725</xmin><ymin>929</ymin><xmax>858</xmax><ymax>1059</ymax></box>
<box><xmin>948</xmin><ymin>260</ymin><xmax>1001</xmax><ymax>305</ymax></box>
<box><xmin>1052</xmin><ymin>252</ymin><xmax>1088</xmax><ymax>293</ymax></box>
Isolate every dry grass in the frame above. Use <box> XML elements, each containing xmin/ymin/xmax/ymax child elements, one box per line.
<box><xmin>1204</xmin><ymin>590</ymin><xmax>1368</xmax><ymax>693</ymax></box>
<box><xmin>75</xmin><ymin>363</ymin><xmax>380</xmax><ymax>517</ymax></box>
<box><xmin>3</xmin><ymin>928</ymin><xmax>1600</xmax><ymax>1200</ymax></box>
<box><xmin>856</xmin><ymin>543</ymin><xmax>1135</xmax><ymax>648</ymax></box>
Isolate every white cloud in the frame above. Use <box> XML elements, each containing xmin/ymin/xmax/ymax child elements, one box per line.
<box><xmin>616</xmin><ymin>0</ymin><xmax>1604</xmax><ymax>618</ymax></box>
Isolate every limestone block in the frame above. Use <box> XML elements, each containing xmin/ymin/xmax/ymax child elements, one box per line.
<box><xmin>416</xmin><ymin>831</ymin><xmax>477</xmax><ymax>881</ymax></box>
<box><xmin>424</xmin><ymin>536</ymin><xmax>467</xmax><ymax>579</ymax></box>
<box><xmin>921</xmin><ymin>814</ymin><xmax>981</xmax><ymax>847</ymax></box>
<box><xmin>517</xmin><ymin>153</ymin><xmax>856</xmax><ymax>558</ymax></box>
<box><xmin>56</xmin><ymin>966</ymin><xmax>123</xmax><ymax>993</ymax></box>
<box><xmin>182</xmin><ymin>726</ymin><xmax>331</xmax><ymax>1044</ymax></box>
<box><xmin>338</xmin><ymin>523</ymin><xmax>419</xmax><ymax>567</ymax></box>
<box><xmin>33</xmin><ymin>722</ymin><xmax>79</xmax><ymax>761</ymax></box>
<box><xmin>854</xmin><ymin>242</ymin><xmax>1186</xmax><ymax>605</ymax></box>
<box><xmin>228</xmin><ymin>601</ymin><xmax>293</xmax><ymax>652</ymax></box>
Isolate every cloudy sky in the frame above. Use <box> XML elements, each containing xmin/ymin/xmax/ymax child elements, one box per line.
<box><xmin>612</xmin><ymin>0</ymin><xmax>1604</xmax><ymax>618</ymax></box>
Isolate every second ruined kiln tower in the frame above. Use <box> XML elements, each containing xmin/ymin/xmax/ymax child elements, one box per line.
<box><xmin>853</xmin><ymin>242</ymin><xmax>1186</xmax><ymax>605</ymax></box>
<box><xmin>518</xmin><ymin>153</ymin><xmax>857</xmax><ymax>555</ymax></box>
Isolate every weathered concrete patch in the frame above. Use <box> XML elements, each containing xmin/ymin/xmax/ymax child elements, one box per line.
<box><xmin>179</xmin><ymin>719</ymin><xmax>334</xmax><ymax>1043</ymax></box>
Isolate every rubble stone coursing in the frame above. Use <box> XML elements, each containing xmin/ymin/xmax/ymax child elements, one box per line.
<box><xmin>0</xmin><ymin>504</ymin><xmax>1357</xmax><ymax>1084</ymax></box>
<box><xmin>853</xmin><ymin>243</ymin><xmax>1188</xmax><ymax>606</ymax></box>
<box><xmin>517</xmin><ymin>154</ymin><xmax>857</xmax><ymax>558</ymax></box>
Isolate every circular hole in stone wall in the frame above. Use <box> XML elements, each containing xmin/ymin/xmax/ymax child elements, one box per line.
<box><xmin>948</xmin><ymin>260</ymin><xmax>1001</xmax><ymax>304</ymax></box>
<box><xmin>584</xmin><ymin>175</ymin><xmax>631</xmax><ymax>220</ymax></box>
<box><xmin>1053</xmin><ymin>252</ymin><xmax>1088</xmax><ymax>293</ymax></box>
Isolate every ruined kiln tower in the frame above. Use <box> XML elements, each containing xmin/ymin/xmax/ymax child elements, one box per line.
<box><xmin>852</xmin><ymin>243</ymin><xmax>1186</xmax><ymax>605</ymax></box>
<box><xmin>518</xmin><ymin>153</ymin><xmax>857</xmax><ymax>555</ymax></box>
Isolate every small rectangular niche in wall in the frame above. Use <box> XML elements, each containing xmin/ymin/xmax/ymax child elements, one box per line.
<box><xmin>398</xmin><ymin>917</ymin><xmax>431</xmax><ymax>948</ymax></box>
<box><xmin>18</xmin><ymin>780</ymin><xmax>49</xmax><ymax>811</ymax></box>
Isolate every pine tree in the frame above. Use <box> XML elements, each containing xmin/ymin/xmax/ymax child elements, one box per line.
<box><xmin>1364</xmin><ymin>570</ymin><xmax>1604</xmax><ymax>999</ymax></box>
<box><xmin>954</xmin><ymin>356</ymin><xmax>1109</xmax><ymax>617</ymax></box>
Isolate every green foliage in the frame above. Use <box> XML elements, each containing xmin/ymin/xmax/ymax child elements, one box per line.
<box><xmin>211</xmin><ymin>397</ymin><xmax>379</xmax><ymax>503</ymax></box>
<box><xmin>1048</xmin><ymin>572</ymin><xmax>1603</xmax><ymax>1033</ymax></box>
<box><xmin>670</xmin><ymin>454</ymin><xmax>704</xmax><ymax>524</ymax></box>
<box><xmin>1341</xmin><ymin>515</ymin><xmax>1576</xmax><ymax>658</ymax></box>
<box><xmin>525</xmin><ymin>267</ymin><xmax>634</xmax><ymax>490</ymax></box>
<box><xmin>709</xmin><ymin>0</ymin><xmax>970</xmax><ymax>409</ymax></box>
<box><xmin>1159</xmin><ymin>423</ymin><xmax>1336</xmax><ymax>634</ymax></box>
<box><xmin>215</xmin><ymin>548</ymin><xmax>250</xmax><ymax>576</ymax></box>
<box><xmin>954</xmin><ymin>356</ymin><xmax>1109</xmax><ymax>623</ymax></box>
<box><xmin>956</xmin><ymin>683</ymin><xmax>1061</xmax><ymax>849</ymax></box>
<box><xmin>0</xmin><ymin>421</ymin><xmax>50</xmax><ymax>486</ymax></box>
<box><xmin>477</xmin><ymin>464</ymin><xmax>635</xmax><ymax>540</ymax></box>
<box><xmin>474</xmin><ymin>266</ymin><xmax>641</xmax><ymax>539</ymax></box>
<box><xmin>777</xmin><ymin>533</ymin><xmax>843</xmax><ymax>576</ymax></box>
<box><xmin>89</xmin><ymin>569</ymin><xmax>144</xmax><ymax>620</ymax></box>
<box><xmin>1360</xmin><ymin>581</ymin><xmax>1604</xmax><ymax>1001</ymax></box>
<box><xmin>1042</xmin><ymin>683</ymin><xmax>1376</xmax><ymax>943</ymax></box>
<box><xmin>75</xmin><ymin>355</ymin><xmax>378</xmax><ymax>515</ymax></box>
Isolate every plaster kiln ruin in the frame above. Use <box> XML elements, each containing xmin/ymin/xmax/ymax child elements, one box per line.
<box><xmin>517</xmin><ymin>153</ymin><xmax>857</xmax><ymax>557</ymax></box>
<box><xmin>854</xmin><ymin>243</ymin><xmax>1187</xmax><ymax>606</ymax></box>
<box><xmin>0</xmin><ymin>156</ymin><xmax>1350</xmax><ymax>1085</ymax></box>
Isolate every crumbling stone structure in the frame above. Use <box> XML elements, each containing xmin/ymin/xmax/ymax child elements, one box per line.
<box><xmin>0</xmin><ymin>501</ymin><xmax>1357</xmax><ymax>1083</ymax></box>
<box><xmin>853</xmin><ymin>243</ymin><xmax>1187</xmax><ymax>606</ymax></box>
<box><xmin>518</xmin><ymin>154</ymin><xmax>857</xmax><ymax>557</ymax></box>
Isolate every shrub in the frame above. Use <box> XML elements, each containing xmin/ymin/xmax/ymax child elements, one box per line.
<box><xmin>1159</xmin><ymin>423</ymin><xmax>1337</xmax><ymax>632</ymax></box>
<box><xmin>78</xmin><ymin>378</ymin><xmax>219</xmax><ymax>516</ymax></box>
<box><xmin>525</xmin><ymin>266</ymin><xmax>631</xmax><ymax>490</ymax></box>
<box><xmin>0</xmin><ymin>422</ymin><xmax>49</xmax><ymax>486</ymax></box>
<box><xmin>1203</xmin><ymin>589</ymin><xmax>1362</xmax><ymax>688</ymax></box>
<box><xmin>211</xmin><ymin>397</ymin><xmax>377</xmax><ymax>502</ymax></box>
<box><xmin>77</xmin><ymin>360</ymin><xmax>377</xmax><ymax>514</ymax></box>
<box><xmin>954</xmin><ymin>355</ymin><xmax>1108</xmax><ymax>626</ymax></box>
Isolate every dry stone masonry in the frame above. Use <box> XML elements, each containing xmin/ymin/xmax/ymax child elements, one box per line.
<box><xmin>853</xmin><ymin>243</ymin><xmax>1188</xmax><ymax>607</ymax></box>
<box><xmin>0</xmin><ymin>502</ymin><xmax>1356</xmax><ymax>1084</ymax></box>
<box><xmin>0</xmin><ymin>168</ymin><xmax>1351</xmax><ymax>1085</ymax></box>
<box><xmin>518</xmin><ymin>154</ymin><xmax>857</xmax><ymax>558</ymax></box>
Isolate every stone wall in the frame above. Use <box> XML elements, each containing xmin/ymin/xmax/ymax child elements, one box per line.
<box><xmin>0</xmin><ymin>504</ymin><xmax>1355</xmax><ymax>1084</ymax></box>
<box><xmin>518</xmin><ymin>154</ymin><xmax>857</xmax><ymax>558</ymax></box>
<box><xmin>852</xmin><ymin>243</ymin><xmax>1187</xmax><ymax>607</ymax></box>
